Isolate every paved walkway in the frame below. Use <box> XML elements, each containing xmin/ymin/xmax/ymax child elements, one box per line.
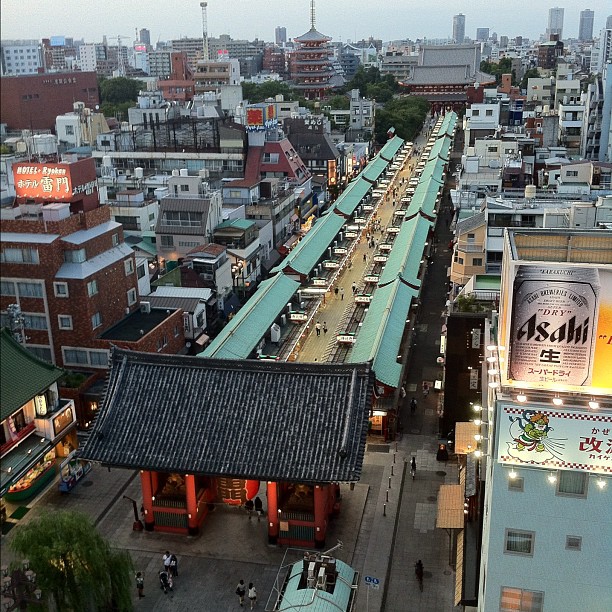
<box><xmin>1</xmin><ymin>117</ymin><xmax>462</xmax><ymax>611</ymax></box>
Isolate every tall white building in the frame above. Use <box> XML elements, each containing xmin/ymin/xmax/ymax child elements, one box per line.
<box><xmin>478</xmin><ymin>229</ymin><xmax>612</xmax><ymax>612</ymax></box>
<box><xmin>0</xmin><ymin>40</ymin><xmax>43</xmax><ymax>75</ymax></box>
<box><xmin>78</xmin><ymin>43</ymin><xmax>98</xmax><ymax>72</ymax></box>
<box><xmin>547</xmin><ymin>7</ymin><xmax>564</xmax><ymax>39</ymax></box>
<box><xmin>579</xmin><ymin>9</ymin><xmax>595</xmax><ymax>41</ymax></box>
<box><xmin>453</xmin><ymin>14</ymin><xmax>466</xmax><ymax>44</ymax></box>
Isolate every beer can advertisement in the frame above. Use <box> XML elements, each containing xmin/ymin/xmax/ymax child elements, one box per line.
<box><xmin>502</xmin><ymin>263</ymin><xmax>612</xmax><ymax>395</ymax></box>
<box><xmin>496</xmin><ymin>401</ymin><xmax>611</xmax><ymax>474</ymax></box>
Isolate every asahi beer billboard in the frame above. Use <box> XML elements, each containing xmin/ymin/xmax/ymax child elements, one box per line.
<box><xmin>500</xmin><ymin>262</ymin><xmax>612</xmax><ymax>395</ymax></box>
<box><xmin>496</xmin><ymin>401</ymin><xmax>611</xmax><ymax>474</ymax></box>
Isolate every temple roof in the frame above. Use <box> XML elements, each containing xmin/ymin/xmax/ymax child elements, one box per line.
<box><xmin>80</xmin><ymin>348</ymin><xmax>374</xmax><ymax>483</ymax></box>
<box><xmin>294</xmin><ymin>28</ymin><xmax>332</xmax><ymax>43</ymax></box>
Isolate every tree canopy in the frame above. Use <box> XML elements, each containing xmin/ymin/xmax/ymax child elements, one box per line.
<box><xmin>241</xmin><ymin>80</ymin><xmax>296</xmax><ymax>104</ymax></box>
<box><xmin>99</xmin><ymin>77</ymin><xmax>144</xmax><ymax>105</ymax></box>
<box><xmin>480</xmin><ymin>58</ymin><xmax>515</xmax><ymax>86</ymax></box>
<box><xmin>9</xmin><ymin>510</ymin><xmax>134</xmax><ymax>611</ymax></box>
<box><xmin>373</xmin><ymin>96</ymin><xmax>429</xmax><ymax>145</ymax></box>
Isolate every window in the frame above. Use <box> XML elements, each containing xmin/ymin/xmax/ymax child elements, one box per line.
<box><xmin>1</xmin><ymin>247</ymin><xmax>39</xmax><ymax>264</ymax></box>
<box><xmin>112</xmin><ymin>233</ymin><xmax>119</xmax><ymax>246</ymax></box>
<box><xmin>160</xmin><ymin>235</ymin><xmax>174</xmax><ymax>248</ymax></box>
<box><xmin>486</xmin><ymin>109</ymin><xmax>493</xmax><ymax>116</ymax></box>
<box><xmin>500</xmin><ymin>587</ymin><xmax>544</xmax><ymax>612</ymax></box>
<box><xmin>23</xmin><ymin>314</ymin><xmax>48</xmax><ymax>330</ymax></box>
<box><xmin>64</xmin><ymin>248</ymin><xmax>86</xmax><ymax>263</ymax></box>
<box><xmin>174</xmin><ymin>324</ymin><xmax>180</xmax><ymax>338</ymax></box>
<box><xmin>467</xmin><ymin>233</ymin><xmax>475</xmax><ymax>242</ymax></box>
<box><xmin>127</xmin><ymin>288</ymin><xmax>137</xmax><ymax>306</ymax></box>
<box><xmin>64</xmin><ymin>348</ymin><xmax>88</xmax><ymax>365</ymax></box>
<box><xmin>566</xmin><ymin>170</ymin><xmax>578</xmax><ymax>177</ymax></box>
<box><xmin>124</xmin><ymin>258</ymin><xmax>134</xmax><ymax>275</ymax></box>
<box><xmin>458</xmin><ymin>257</ymin><xmax>464</xmax><ymax>265</ymax></box>
<box><xmin>472</xmin><ymin>109</ymin><xmax>480</xmax><ymax>116</ymax></box>
<box><xmin>565</xmin><ymin>535</ymin><xmax>582</xmax><ymax>551</ymax></box>
<box><xmin>28</xmin><ymin>346</ymin><xmax>52</xmax><ymax>362</ymax></box>
<box><xmin>137</xmin><ymin>263</ymin><xmax>146</xmax><ymax>279</ymax></box>
<box><xmin>91</xmin><ymin>312</ymin><xmax>102</xmax><ymax>329</ymax></box>
<box><xmin>17</xmin><ymin>282</ymin><xmax>44</xmax><ymax>298</ymax></box>
<box><xmin>180</xmin><ymin>183</ymin><xmax>189</xmax><ymax>192</ymax></box>
<box><xmin>1</xmin><ymin>281</ymin><xmax>16</xmax><ymax>295</ymax></box>
<box><xmin>505</xmin><ymin>529</ymin><xmax>535</xmax><ymax>556</ymax></box>
<box><xmin>508</xmin><ymin>477</ymin><xmax>524</xmax><ymax>492</ymax></box>
<box><xmin>473</xmin><ymin>258</ymin><xmax>483</xmax><ymax>266</ymax></box>
<box><xmin>88</xmin><ymin>350</ymin><xmax>109</xmax><ymax>367</ymax></box>
<box><xmin>58</xmin><ymin>315</ymin><xmax>73</xmax><ymax>330</ymax></box>
<box><xmin>54</xmin><ymin>282</ymin><xmax>69</xmax><ymax>297</ymax></box>
<box><xmin>65</xmin><ymin>125</ymin><xmax>75</xmax><ymax>136</ymax></box>
<box><xmin>87</xmin><ymin>279</ymin><xmax>98</xmax><ymax>297</ymax></box>
<box><xmin>556</xmin><ymin>471</ymin><xmax>588</xmax><ymax>497</ymax></box>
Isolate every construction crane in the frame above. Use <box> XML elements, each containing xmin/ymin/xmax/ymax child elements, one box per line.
<box><xmin>107</xmin><ymin>35</ymin><xmax>132</xmax><ymax>77</ymax></box>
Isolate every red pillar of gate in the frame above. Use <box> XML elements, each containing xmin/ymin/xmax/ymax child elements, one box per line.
<box><xmin>266</xmin><ymin>481</ymin><xmax>279</xmax><ymax>544</ymax></box>
<box><xmin>313</xmin><ymin>484</ymin><xmax>327</xmax><ymax>549</ymax></box>
<box><xmin>140</xmin><ymin>470</ymin><xmax>155</xmax><ymax>531</ymax></box>
<box><xmin>184</xmin><ymin>474</ymin><xmax>199</xmax><ymax>536</ymax></box>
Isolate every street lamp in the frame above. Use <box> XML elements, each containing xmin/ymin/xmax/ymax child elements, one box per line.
<box><xmin>1</xmin><ymin>562</ymin><xmax>43</xmax><ymax>610</ymax></box>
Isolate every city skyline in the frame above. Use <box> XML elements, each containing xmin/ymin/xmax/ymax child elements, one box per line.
<box><xmin>1</xmin><ymin>0</ymin><xmax>611</xmax><ymax>46</ymax></box>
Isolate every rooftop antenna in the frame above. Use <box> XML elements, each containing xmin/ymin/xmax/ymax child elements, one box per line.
<box><xmin>200</xmin><ymin>2</ymin><xmax>209</xmax><ymax>61</ymax></box>
<box><xmin>310</xmin><ymin>0</ymin><xmax>316</xmax><ymax>30</ymax></box>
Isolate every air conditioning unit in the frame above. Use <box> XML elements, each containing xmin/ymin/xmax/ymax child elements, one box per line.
<box><xmin>140</xmin><ymin>301</ymin><xmax>151</xmax><ymax>313</ymax></box>
<box><xmin>317</xmin><ymin>567</ymin><xmax>326</xmax><ymax>588</ymax></box>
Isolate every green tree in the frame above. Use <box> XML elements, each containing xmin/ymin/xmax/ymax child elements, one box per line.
<box><xmin>327</xmin><ymin>94</ymin><xmax>350</xmax><ymax>110</ymax></box>
<box><xmin>480</xmin><ymin>57</ymin><xmax>514</xmax><ymax>85</ymax></box>
<box><xmin>99</xmin><ymin>77</ymin><xmax>144</xmax><ymax>105</ymax></box>
<box><xmin>520</xmin><ymin>67</ymin><xmax>540</xmax><ymax>91</ymax></box>
<box><xmin>373</xmin><ymin>96</ymin><xmax>429</xmax><ymax>145</ymax></box>
<box><xmin>10</xmin><ymin>510</ymin><xmax>134</xmax><ymax>611</ymax></box>
<box><xmin>241</xmin><ymin>80</ymin><xmax>295</xmax><ymax>103</ymax></box>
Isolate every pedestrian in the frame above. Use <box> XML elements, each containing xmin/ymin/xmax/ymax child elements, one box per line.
<box><xmin>410</xmin><ymin>397</ymin><xmax>417</xmax><ymax>414</ymax></box>
<box><xmin>159</xmin><ymin>569</ymin><xmax>172</xmax><ymax>594</ymax></box>
<box><xmin>135</xmin><ymin>572</ymin><xmax>145</xmax><ymax>599</ymax></box>
<box><xmin>422</xmin><ymin>382</ymin><xmax>429</xmax><ymax>397</ymax></box>
<box><xmin>162</xmin><ymin>551</ymin><xmax>172</xmax><ymax>574</ymax></box>
<box><xmin>245</xmin><ymin>498</ymin><xmax>254</xmax><ymax>519</ymax></box>
<box><xmin>254</xmin><ymin>496</ymin><xmax>263</xmax><ymax>520</ymax></box>
<box><xmin>340</xmin><ymin>287</ymin><xmax>344</xmax><ymax>300</ymax></box>
<box><xmin>351</xmin><ymin>282</ymin><xmax>357</xmax><ymax>294</ymax></box>
<box><xmin>363</xmin><ymin>253</ymin><xmax>367</xmax><ymax>263</ymax></box>
<box><xmin>248</xmin><ymin>583</ymin><xmax>257</xmax><ymax>609</ymax></box>
<box><xmin>323</xmin><ymin>322</ymin><xmax>328</xmax><ymax>335</ymax></box>
<box><xmin>315</xmin><ymin>321</ymin><xmax>321</xmax><ymax>336</ymax></box>
<box><xmin>169</xmin><ymin>553</ymin><xmax>178</xmax><ymax>578</ymax></box>
<box><xmin>334</xmin><ymin>286</ymin><xmax>339</xmax><ymax>299</ymax></box>
<box><xmin>236</xmin><ymin>579</ymin><xmax>247</xmax><ymax>606</ymax></box>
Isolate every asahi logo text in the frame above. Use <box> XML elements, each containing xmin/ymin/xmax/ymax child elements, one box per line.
<box><xmin>516</xmin><ymin>314</ymin><xmax>590</xmax><ymax>345</ymax></box>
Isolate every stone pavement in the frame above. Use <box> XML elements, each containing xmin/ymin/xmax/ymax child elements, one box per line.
<box><xmin>0</xmin><ymin>117</ymin><xmax>462</xmax><ymax>611</ymax></box>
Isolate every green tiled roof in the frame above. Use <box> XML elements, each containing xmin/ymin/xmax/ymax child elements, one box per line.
<box><xmin>276</xmin><ymin>211</ymin><xmax>345</xmax><ymax>276</ymax></box>
<box><xmin>379</xmin><ymin>215</ymin><xmax>431</xmax><ymax>286</ymax></box>
<box><xmin>349</xmin><ymin>281</ymin><xmax>418</xmax><ymax>388</ymax></box>
<box><xmin>335</xmin><ymin>177</ymin><xmax>374</xmax><ymax>216</ymax></box>
<box><xmin>1</xmin><ymin>328</ymin><xmax>64</xmax><ymax>421</ymax></box>
<box><xmin>202</xmin><ymin>274</ymin><xmax>301</xmax><ymax>359</ymax></box>
<box><xmin>361</xmin><ymin>156</ymin><xmax>388</xmax><ymax>183</ymax></box>
<box><xmin>215</xmin><ymin>218</ymin><xmax>256</xmax><ymax>230</ymax></box>
<box><xmin>407</xmin><ymin>179</ymin><xmax>442</xmax><ymax>218</ymax></box>
<box><xmin>379</xmin><ymin>135</ymin><xmax>404</xmax><ymax>160</ymax></box>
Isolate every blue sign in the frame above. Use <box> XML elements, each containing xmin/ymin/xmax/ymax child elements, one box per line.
<box><xmin>364</xmin><ymin>576</ymin><xmax>380</xmax><ymax>585</ymax></box>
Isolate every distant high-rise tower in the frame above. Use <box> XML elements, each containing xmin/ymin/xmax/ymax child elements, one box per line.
<box><xmin>579</xmin><ymin>9</ymin><xmax>595</xmax><ymax>41</ymax></box>
<box><xmin>453</xmin><ymin>14</ymin><xmax>466</xmax><ymax>44</ymax></box>
<box><xmin>476</xmin><ymin>28</ymin><xmax>490</xmax><ymax>42</ymax></box>
<box><xmin>547</xmin><ymin>7</ymin><xmax>564</xmax><ymax>40</ymax></box>
<box><xmin>139</xmin><ymin>28</ymin><xmax>151</xmax><ymax>46</ymax></box>
<box><xmin>607</xmin><ymin>15</ymin><xmax>612</xmax><ymax>29</ymax></box>
<box><xmin>275</xmin><ymin>26</ymin><xmax>287</xmax><ymax>45</ymax></box>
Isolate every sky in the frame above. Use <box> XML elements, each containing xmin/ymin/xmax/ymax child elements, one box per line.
<box><xmin>1</xmin><ymin>0</ymin><xmax>610</xmax><ymax>45</ymax></box>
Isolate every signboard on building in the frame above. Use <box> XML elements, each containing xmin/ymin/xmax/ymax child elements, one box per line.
<box><xmin>355</xmin><ymin>295</ymin><xmax>372</xmax><ymax>304</ymax></box>
<box><xmin>289</xmin><ymin>312</ymin><xmax>308</xmax><ymax>322</ymax></box>
<box><xmin>13</xmin><ymin>161</ymin><xmax>98</xmax><ymax>202</ymax></box>
<box><xmin>246</xmin><ymin>104</ymin><xmax>277</xmax><ymax>132</ymax></box>
<box><xmin>496</xmin><ymin>401</ymin><xmax>612</xmax><ymax>474</ymax></box>
<box><xmin>337</xmin><ymin>334</ymin><xmax>356</xmax><ymax>344</ymax></box>
<box><xmin>499</xmin><ymin>262</ymin><xmax>612</xmax><ymax>395</ymax></box>
<box><xmin>323</xmin><ymin>260</ymin><xmax>340</xmax><ymax>269</ymax></box>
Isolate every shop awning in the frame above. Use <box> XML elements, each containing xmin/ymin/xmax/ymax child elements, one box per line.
<box><xmin>454</xmin><ymin>529</ymin><xmax>465</xmax><ymax>606</ymax></box>
<box><xmin>455</xmin><ymin>421</ymin><xmax>480</xmax><ymax>455</ymax></box>
<box><xmin>0</xmin><ymin>434</ymin><xmax>53</xmax><ymax>497</ymax></box>
<box><xmin>436</xmin><ymin>483</ymin><xmax>465</xmax><ymax>529</ymax></box>
<box><xmin>195</xmin><ymin>334</ymin><xmax>210</xmax><ymax>347</ymax></box>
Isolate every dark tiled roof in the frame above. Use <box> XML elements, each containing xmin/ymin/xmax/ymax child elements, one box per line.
<box><xmin>80</xmin><ymin>348</ymin><xmax>374</xmax><ymax>483</ymax></box>
<box><xmin>0</xmin><ymin>328</ymin><xmax>65</xmax><ymax>421</ymax></box>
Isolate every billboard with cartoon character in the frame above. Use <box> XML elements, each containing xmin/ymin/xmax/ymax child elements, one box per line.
<box><xmin>497</xmin><ymin>401</ymin><xmax>611</xmax><ymax>474</ymax></box>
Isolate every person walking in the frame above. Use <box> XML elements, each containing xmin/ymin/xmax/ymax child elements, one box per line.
<box><xmin>415</xmin><ymin>560</ymin><xmax>424</xmax><ymax>591</ymax></box>
<box><xmin>323</xmin><ymin>322</ymin><xmax>328</xmax><ymax>335</ymax></box>
<box><xmin>169</xmin><ymin>553</ymin><xmax>178</xmax><ymax>578</ymax></box>
<box><xmin>248</xmin><ymin>583</ymin><xmax>257</xmax><ymax>609</ymax></box>
<box><xmin>334</xmin><ymin>286</ymin><xmax>339</xmax><ymax>299</ymax></box>
<box><xmin>254</xmin><ymin>496</ymin><xmax>263</xmax><ymax>520</ymax></box>
<box><xmin>135</xmin><ymin>572</ymin><xmax>145</xmax><ymax>599</ymax></box>
<box><xmin>236</xmin><ymin>579</ymin><xmax>247</xmax><ymax>606</ymax></box>
<box><xmin>245</xmin><ymin>498</ymin><xmax>254</xmax><ymax>519</ymax></box>
<box><xmin>411</xmin><ymin>456</ymin><xmax>417</xmax><ymax>480</ymax></box>
<box><xmin>340</xmin><ymin>287</ymin><xmax>344</xmax><ymax>301</ymax></box>
<box><xmin>351</xmin><ymin>282</ymin><xmax>357</xmax><ymax>294</ymax></box>
<box><xmin>363</xmin><ymin>253</ymin><xmax>367</xmax><ymax>263</ymax></box>
<box><xmin>315</xmin><ymin>321</ymin><xmax>321</xmax><ymax>337</ymax></box>
<box><xmin>410</xmin><ymin>397</ymin><xmax>417</xmax><ymax>414</ymax></box>
<box><xmin>162</xmin><ymin>551</ymin><xmax>172</xmax><ymax>574</ymax></box>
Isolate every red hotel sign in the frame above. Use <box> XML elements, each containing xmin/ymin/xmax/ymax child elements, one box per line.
<box><xmin>13</xmin><ymin>162</ymin><xmax>97</xmax><ymax>201</ymax></box>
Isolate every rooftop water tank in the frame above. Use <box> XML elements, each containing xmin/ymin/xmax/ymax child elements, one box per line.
<box><xmin>134</xmin><ymin>167</ymin><xmax>144</xmax><ymax>179</ymax></box>
<box><xmin>525</xmin><ymin>185</ymin><xmax>536</xmax><ymax>199</ymax></box>
<box><xmin>179</xmin><ymin>168</ymin><xmax>188</xmax><ymax>177</ymax></box>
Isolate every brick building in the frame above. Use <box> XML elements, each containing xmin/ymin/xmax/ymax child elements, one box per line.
<box><xmin>1</xmin><ymin>158</ymin><xmax>184</xmax><ymax>371</ymax></box>
<box><xmin>0</xmin><ymin>71</ymin><xmax>99</xmax><ymax>131</ymax></box>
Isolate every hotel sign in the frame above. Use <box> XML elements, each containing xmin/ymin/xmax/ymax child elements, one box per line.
<box><xmin>497</xmin><ymin>401</ymin><xmax>612</xmax><ymax>474</ymax></box>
